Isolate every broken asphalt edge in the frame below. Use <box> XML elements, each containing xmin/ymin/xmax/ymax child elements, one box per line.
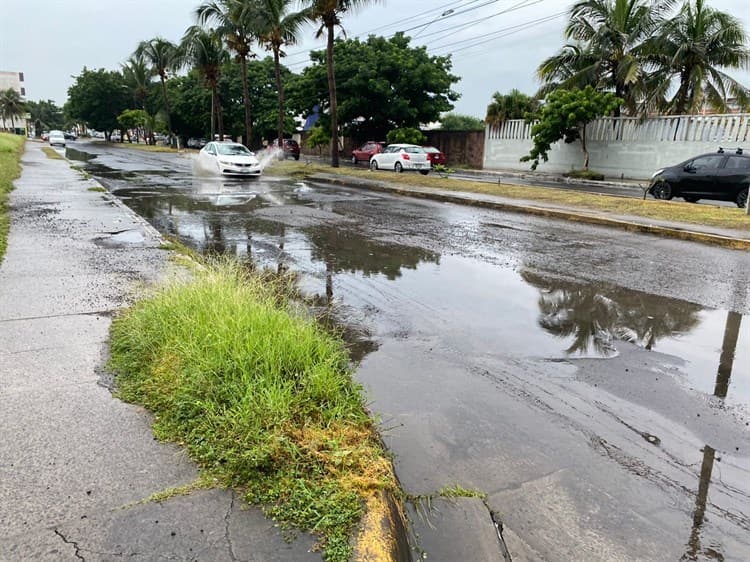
<box><xmin>308</xmin><ymin>173</ymin><xmax>750</xmax><ymax>252</ymax></box>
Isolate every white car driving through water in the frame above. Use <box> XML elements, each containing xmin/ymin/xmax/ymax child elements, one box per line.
<box><xmin>199</xmin><ymin>141</ymin><xmax>261</xmax><ymax>177</ymax></box>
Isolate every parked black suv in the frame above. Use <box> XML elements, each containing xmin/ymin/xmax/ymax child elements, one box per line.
<box><xmin>649</xmin><ymin>147</ymin><xmax>749</xmax><ymax>207</ymax></box>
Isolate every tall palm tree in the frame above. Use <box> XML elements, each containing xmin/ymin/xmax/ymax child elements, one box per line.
<box><xmin>253</xmin><ymin>0</ymin><xmax>310</xmax><ymax>148</ymax></box>
<box><xmin>485</xmin><ymin>89</ymin><xmax>539</xmax><ymax>125</ymax></box>
<box><xmin>135</xmin><ymin>38</ymin><xmax>179</xmax><ymax>136</ymax></box>
<box><xmin>537</xmin><ymin>0</ymin><xmax>674</xmax><ymax>115</ymax></box>
<box><xmin>180</xmin><ymin>26</ymin><xmax>230</xmax><ymax>140</ymax></box>
<box><xmin>305</xmin><ymin>0</ymin><xmax>381</xmax><ymax>167</ymax></box>
<box><xmin>197</xmin><ymin>0</ymin><xmax>256</xmax><ymax>146</ymax></box>
<box><xmin>652</xmin><ymin>0</ymin><xmax>750</xmax><ymax>114</ymax></box>
<box><xmin>121</xmin><ymin>54</ymin><xmax>151</xmax><ymax>110</ymax></box>
<box><xmin>0</xmin><ymin>88</ymin><xmax>26</xmax><ymax>132</ymax></box>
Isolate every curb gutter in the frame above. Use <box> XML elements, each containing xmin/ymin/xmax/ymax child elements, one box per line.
<box><xmin>308</xmin><ymin>173</ymin><xmax>750</xmax><ymax>251</ymax></box>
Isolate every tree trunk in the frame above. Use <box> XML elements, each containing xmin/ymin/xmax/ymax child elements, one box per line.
<box><xmin>159</xmin><ymin>73</ymin><xmax>173</xmax><ymax>136</ymax></box>
<box><xmin>240</xmin><ymin>57</ymin><xmax>252</xmax><ymax>147</ymax></box>
<box><xmin>210</xmin><ymin>90</ymin><xmax>215</xmax><ymax>140</ymax></box>
<box><xmin>216</xmin><ymin>85</ymin><xmax>224</xmax><ymax>141</ymax></box>
<box><xmin>273</xmin><ymin>46</ymin><xmax>285</xmax><ymax>148</ymax></box>
<box><xmin>326</xmin><ymin>22</ymin><xmax>339</xmax><ymax>168</ymax></box>
<box><xmin>580</xmin><ymin>123</ymin><xmax>589</xmax><ymax>170</ymax></box>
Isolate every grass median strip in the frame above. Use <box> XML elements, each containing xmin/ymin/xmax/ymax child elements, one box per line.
<box><xmin>0</xmin><ymin>133</ymin><xmax>25</xmax><ymax>262</ymax></box>
<box><xmin>267</xmin><ymin>161</ymin><xmax>750</xmax><ymax>233</ymax></box>
<box><xmin>109</xmin><ymin>259</ymin><xmax>398</xmax><ymax>562</ymax></box>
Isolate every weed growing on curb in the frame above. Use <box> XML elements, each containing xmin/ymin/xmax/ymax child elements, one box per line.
<box><xmin>108</xmin><ymin>258</ymin><xmax>397</xmax><ymax>561</ymax></box>
<box><xmin>0</xmin><ymin>133</ymin><xmax>24</xmax><ymax>262</ymax></box>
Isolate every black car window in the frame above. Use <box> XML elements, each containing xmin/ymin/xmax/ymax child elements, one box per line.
<box><xmin>690</xmin><ymin>155</ymin><xmax>724</xmax><ymax>170</ymax></box>
<box><xmin>724</xmin><ymin>156</ymin><xmax>750</xmax><ymax>170</ymax></box>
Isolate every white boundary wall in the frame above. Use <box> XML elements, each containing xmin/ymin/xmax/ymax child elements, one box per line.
<box><xmin>484</xmin><ymin>114</ymin><xmax>750</xmax><ymax>180</ymax></box>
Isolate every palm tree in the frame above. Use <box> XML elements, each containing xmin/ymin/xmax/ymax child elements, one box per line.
<box><xmin>305</xmin><ymin>0</ymin><xmax>381</xmax><ymax>167</ymax></box>
<box><xmin>652</xmin><ymin>0</ymin><xmax>750</xmax><ymax>114</ymax></box>
<box><xmin>253</xmin><ymin>0</ymin><xmax>310</xmax><ymax>148</ymax></box>
<box><xmin>135</xmin><ymin>37</ymin><xmax>179</xmax><ymax>136</ymax></box>
<box><xmin>0</xmin><ymin>88</ymin><xmax>26</xmax><ymax>133</ymax></box>
<box><xmin>180</xmin><ymin>26</ymin><xmax>229</xmax><ymax>140</ymax></box>
<box><xmin>537</xmin><ymin>0</ymin><xmax>674</xmax><ymax>115</ymax></box>
<box><xmin>197</xmin><ymin>0</ymin><xmax>256</xmax><ymax>146</ymax></box>
<box><xmin>121</xmin><ymin>55</ymin><xmax>151</xmax><ymax>110</ymax></box>
<box><xmin>485</xmin><ymin>89</ymin><xmax>539</xmax><ymax>126</ymax></box>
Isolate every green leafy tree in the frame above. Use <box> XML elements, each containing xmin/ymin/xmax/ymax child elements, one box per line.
<box><xmin>292</xmin><ymin>33</ymin><xmax>458</xmax><ymax>143</ymax></box>
<box><xmin>439</xmin><ymin>113</ymin><xmax>484</xmax><ymax>131</ymax></box>
<box><xmin>180</xmin><ymin>26</ymin><xmax>229</xmax><ymax>140</ymax></box>
<box><xmin>197</xmin><ymin>0</ymin><xmax>257</xmax><ymax>146</ymax></box>
<box><xmin>65</xmin><ymin>68</ymin><xmax>130</xmax><ymax>139</ymax></box>
<box><xmin>135</xmin><ymin>38</ymin><xmax>180</xmax><ymax>135</ymax></box>
<box><xmin>305</xmin><ymin>124</ymin><xmax>330</xmax><ymax>149</ymax></box>
<box><xmin>121</xmin><ymin>54</ymin><xmax>152</xmax><ymax>110</ymax></box>
<box><xmin>305</xmin><ymin>0</ymin><xmax>383</xmax><ymax>167</ymax></box>
<box><xmin>254</xmin><ymin>0</ymin><xmax>310</xmax><ymax>146</ymax></box>
<box><xmin>0</xmin><ymin>89</ymin><xmax>26</xmax><ymax>132</ymax></box>
<box><xmin>537</xmin><ymin>0</ymin><xmax>673</xmax><ymax>115</ymax></box>
<box><xmin>26</xmin><ymin>99</ymin><xmax>64</xmax><ymax>134</ymax></box>
<box><xmin>652</xmin><ymin>0</ymin><xmax>750</xmax><ymax>114</ymax></box>
<box><xmin>521</xmin><ymin>86</ymin><xmax>621</xmax><ymax>171</ymax></box>
<box><xmin>485</xmin><ymin>89</ymin><xmax>539</xmax><ymax>125</ymax></box>
<box><xmin>386</xmin><ymin>127</ymin><xmax>425</xmax><ymax>145</ymax></box>
<box><xmin>165</xmin><ymin>73</ymin><xmax>211</xmax><ymax>139</ymax></box>
<box><xmin>117</xmin><ymin>109</ymin><xmax>149</xmax><ymax>142</ymax></box>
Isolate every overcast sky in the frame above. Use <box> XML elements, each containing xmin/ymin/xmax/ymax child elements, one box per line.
<box><xmin>1</xmin><ymin>0</ymin><xmax>748</xmax><ymax>117</ymax></box>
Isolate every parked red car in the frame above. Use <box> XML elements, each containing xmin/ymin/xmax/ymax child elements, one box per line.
<box><xmin>423</xmin><ymin>146</ymin><xmax>446</xmax><ymax>166</ymax></box>
<box><xmin>351</xmin><ymin>141</ymin><xmax>386</xmax><ymax>164</ymax></box>
<box><xmin>272</xmin><ymin>138</ymin><xmax>300</xmax><ymax>160</ymax></box>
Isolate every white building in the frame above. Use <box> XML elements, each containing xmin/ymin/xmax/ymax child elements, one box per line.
<box><xmin>0</xmin><ymin>70</ymin><xmax>29</xmax><ymax>134</ymax></box>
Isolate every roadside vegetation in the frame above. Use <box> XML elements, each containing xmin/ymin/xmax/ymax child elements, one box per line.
<box><xmin>108</xmin><ymin>259</ymin><xmax>398</xmax><ymax>562</ymax></box>
<box><xmin>267</xmin><ymin>160</ymin><xmax>750</xmax><ymax>233</ymax></box>
<box><xmin>41</xmin><ymin>146</ymin><xmax>64</xmax><ymax>160</ymax></box>
<box><xmin>0</xmin><ymin>133</ymin><xmax>24</xmax><ymax>262</ymax></box>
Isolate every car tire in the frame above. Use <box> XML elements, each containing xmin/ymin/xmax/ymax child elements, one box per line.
<box><xmin>651</xmin><ymin>180</ymin><xmax>673</xmax><ymax>200</ymax></box>
<box><xmin>351</xmin><ymin>155</ymin><xmax>357</xmax><ymax>164</ymax></box>
<box><xmin>419</xmin><ymin>170</ymin><xmax>429</xmax><ymax>175</ymax></box>
<box><xmin>683</xmin><ymin>196</ymin><xmax>700</xmax><ymax>203</ymax></box>
<box><xmin>736</xmin><ymin>188</ymin><xmax>749</xmax><ymax>209</ymax></box>
<box><xmin>370</xmin><ymin>159</ymin><xmax>379</xmax><ymax>171</ymax></box>
<box><xmin>395</xmin><ymin>162</ymin><xmax>403</xmax><ymax>173</ymax></box>
<box><xmin>294</xmin><ymin>154</ymin><xmax>299</xmax><ymax>161</ymax></box>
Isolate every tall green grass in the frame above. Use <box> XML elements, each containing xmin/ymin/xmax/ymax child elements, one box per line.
<box><xmin>109</xmin><ymin>260</ymin><xmax>395</xmax><ymax>561</ymax></box>
<box><xmin>0</xmin><ymin>133</ymin><xmax>25</xmax><ymax>262</ymax></box>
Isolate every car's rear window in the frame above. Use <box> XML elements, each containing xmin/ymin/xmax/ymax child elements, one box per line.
<box><xmin>403</xmin><ymin>147</ymin><xmax>424</xmax><ymax>154</ymax></box>
<box><xmin>424</xmin><ymin>147</ymin><xmax>440</xmax><ymax>153</ymax></box>
<box><xmin>725</xmin><ymin>156</ymin><xmax>750</xmax><ymax>170</ymax></box>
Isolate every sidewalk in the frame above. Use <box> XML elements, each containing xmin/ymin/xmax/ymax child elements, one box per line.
<box><xmin>0</xmin><ymin>143</ymin><xmax>319</xmax><ymax>561</ymax></box>
<box><xmin>308</xmin><ymin>172</ymin><xmax>750</xmax><ymax>251</ymax></box>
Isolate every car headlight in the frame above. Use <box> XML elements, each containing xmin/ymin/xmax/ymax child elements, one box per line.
<box><xmin>650</xmin><ymin>169</ymin><xmax>664</xmax><ymax>179</ymax></box>
<box><xmin>219</xmin><ymin>160</ymin><xmax>232</xmax><ymax>165</ymax></box>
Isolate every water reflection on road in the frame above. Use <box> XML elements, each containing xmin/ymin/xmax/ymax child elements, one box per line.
<box><xmin>68</xmin><ymin>144</ymin><xmax>750</xmax><ymax>560</ymax></box>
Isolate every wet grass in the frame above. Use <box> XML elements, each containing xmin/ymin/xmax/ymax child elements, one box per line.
<box><xmin>41</xmin><ymin>146</ymin><xmax>64</xmax><ymax>160</ymax></box>
<box><xmin>109</xmin><ymin>142</ymin><xmax>180</xmax><ymax>153</ymax></box>
<box><xmin>267</xmin><ymin>161</ymin><xmax>750</xmax><ymax>233</ymax></box>
<box><xmin>108</xmin><ymin>258</ymin><xmax>397</xmax><ymax>562</ymax></box>
<box><xmin>0</xmin><ymin>133</ymin><xmax>25</xmax><ymax>262</ymax></box>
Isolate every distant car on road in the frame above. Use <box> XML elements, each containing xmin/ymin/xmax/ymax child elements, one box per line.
<box><xmin>649</xmin><ymin>148</ymin><xmax>750</xmax><ymax>207</ymax></box>
<box><xmin>64</xmin><ymin>132</ymin><xmax>77</xmax><ymax>141</ymax></box>
<box><xmin>423</xmin><ymin>146</ymin><xmax>446</xmax><ymax>167</ymax></box>
<box><xmin>199</xmin><ymin>141</ymin><xmax>262</xmax><ymax>177</ymax></box>
<box><xmin>48</xmin><ymin>130</ymin><xmax>66</xmax><ymax>147</ymax></box>
<box><xmin>369</xmin><ymin>144</ymin><xmax>430</xmax><ymax>175</ymax></box>
<box><xmin>187</xmin><ymin>137</ymin><xmax>208</xmax><ymax>149</ymax></box>
<box><xmin>272</xmin><ymin>138</ymin><xmax>301</xmax><ymax>160</ymax></box>
<box><xmin>352</xmin><ymin>141</ymin><xmax>386</xmax><ymax>164</ymax></box>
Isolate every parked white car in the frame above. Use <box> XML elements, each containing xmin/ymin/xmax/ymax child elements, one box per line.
<box><xmin>199</xmin><ymin>141</ymin><xmax>262</xmax><ymax>177</ymax></box>
<box><xmin>369</xmin><ymin>144</ymin><xmax>430</xmax><ymax>175</ymax></box>
<box><xmin>48</xmin><ymin>130</ymin><xmax>66</xmax><ymax>147</ymax></box>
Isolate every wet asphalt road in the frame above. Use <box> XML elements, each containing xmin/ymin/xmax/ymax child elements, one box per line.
<box><xmin>66</xmin><ymin>141</ymin><xmax>750</xmax><ymax>561</ymax></box>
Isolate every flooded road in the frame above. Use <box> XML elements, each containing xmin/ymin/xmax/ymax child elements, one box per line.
<box><xmin>69</xmin><ymin>142</ymin><xmax>750</xmax><ymax>561</ymax></box>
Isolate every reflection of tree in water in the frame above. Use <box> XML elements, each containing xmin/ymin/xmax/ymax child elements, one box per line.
<box><xmin>308</xmin><ymin>227</ymin><xmax>439</xmax><ymax>281</ymax></box>
<box><xmin>521</xmin><ymin>270</ymin><xmax>702</xmax><ymax>356</ymax></box>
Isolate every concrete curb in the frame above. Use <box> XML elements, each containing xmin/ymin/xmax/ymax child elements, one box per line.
<box><xmin>308</xmin><ymin>173</ymin><xmax>750</xmax><ymax>251</ymax></box>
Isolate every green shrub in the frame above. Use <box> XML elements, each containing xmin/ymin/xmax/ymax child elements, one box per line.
<box><xmin>386</xmin><ymin>127</ymin><xmax>425</xmax><ymax>145</ymax></box>
<box><xmin>0</xmin><ymin>133</ymin><xmax>25</xmax><ymax>262</ymax></box>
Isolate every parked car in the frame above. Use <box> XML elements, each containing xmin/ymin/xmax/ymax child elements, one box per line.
<box><xmin>187</xmin><ymin>137</ymin><xmax>208</xmax><ymax>149</ymax></box>
<box><xmin>41</xmin><ymin>131</ymin><xmax>49</xmax><ymax>141</ymax></box>
<box><xmin>649</xmin><ymin>148</ymin><xmax>750</xmax><ymax>208</ymax></box>
<box><xmin>352</xmin><ymin>141</ymin><xmax>386</xmax><ymax>164</ymax></box>
<box><xmin>272</xmin><ymin>138</ymin><xmax>300</xmax><ymax>160</ymax></box>
<box><xmin>48</xmin><ymin>130</ymin><xmax>66</xmax><ymax>147</ymax></box>
<box><xmin>64</xmin><ymin>132</ymin><xmax>77</xmax><ymax>141</ymax></box>
<box><xmin>199</xmin><ymin>141</ymin><xmax>262</xmax><ymax>177</ymax></box>
<box><xmin>369</xmin><ymin>144</ymin><xmax>430</xmax><ymax>174</ymax></box>
<box><xmin>423</xmin><ymin>146</ymin><xmax>446</xmax><ymax>166</ymax></box>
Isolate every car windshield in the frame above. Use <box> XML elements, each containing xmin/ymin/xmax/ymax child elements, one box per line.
<box><xmin>216</xmin><ymin>143</ymin><xmax>251</xmax><ymax>156</ymax></box>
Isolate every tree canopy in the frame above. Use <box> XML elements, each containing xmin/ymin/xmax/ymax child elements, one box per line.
<box><xmin>485</xmin><ymin>89</ymin><xmax>539</xmax><ymax>125</ymax></box>
<box><xmin>439</xmin><ymin>113</ymin><xmax>484</xmax><ymax>131</ymax></box>
<box><xmin>65</xmin><ymin>68</ymin><xmax>130</xmax><ymax>136</ymax></box>
<box><xmin>521</xmin><ymin>86</ymin><xmax>621</xmax><ymax>171</ymax></box>
<box><xmin>291</xmin><ymin>33</ymin><xmax>459</xmax><ymax>142</ymax></box>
